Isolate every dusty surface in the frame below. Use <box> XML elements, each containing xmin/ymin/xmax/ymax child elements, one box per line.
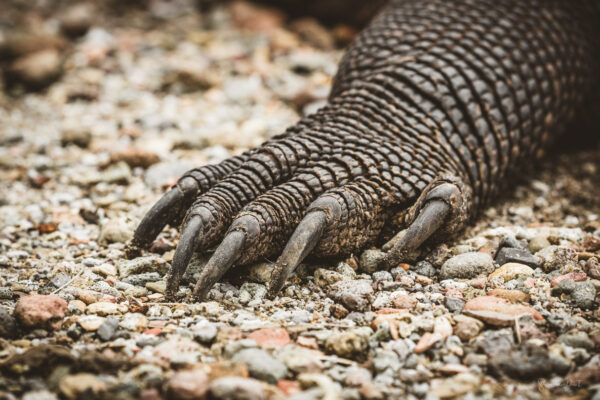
<box><xmin>0</xmin><ymin>1</ymin><xmax>599</xmax><ymax>400</ymax></box>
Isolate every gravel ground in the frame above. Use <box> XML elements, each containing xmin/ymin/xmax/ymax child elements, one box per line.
<box><xmin>1</xmin><ymin>1</ymin><xmax>600</xmax><ymax>399</ymax></box>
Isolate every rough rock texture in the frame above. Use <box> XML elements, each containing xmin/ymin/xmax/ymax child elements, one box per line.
<box><xmin>14</xmin><ymin>295</ymin><xmax>68</xmax><ymax>330</ymax></box>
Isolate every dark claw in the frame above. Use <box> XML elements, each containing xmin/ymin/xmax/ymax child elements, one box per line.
<box><xmin>128</xmin><ymin>177</ymin><xmax>199</xmax><ymax>257</ymax></box>
<box><xmin>379</xmin><ymin>199</ymin><xmax>450</xmax><ymax>270</ymax></box>
<box><xmin>166</xmin><ymin>215</ymin><xmax>203</xmax><ymax>299</ymax></box>
<box><xmin>192</xmin><ymin>230</ymin><xmax>245</xmax><ymax>301</ymax></box>
<box><xmin>267</xmin><ymin>210</ymin><xmax>327</xmax><ymax>298</ymax></box>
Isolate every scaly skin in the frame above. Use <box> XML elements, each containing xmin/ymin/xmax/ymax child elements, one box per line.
<box><xmin>128</xmin><ymin>0</ymin><xmax>599</xmax><ymax>300</ymax></box>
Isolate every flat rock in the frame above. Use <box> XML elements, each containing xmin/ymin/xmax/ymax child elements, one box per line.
<box><xmin>488</xmin><ymin>263</ymin><xmax>534</xmax><ymax>282</ymax></box>
<box><xmin>488</xmin><ymin>289</ymin><xmax>529</xmax><ymax>303</ymax></box>
<box><xmin>59</xmin><ymin>373</ymin><xmax>106</xmax><ymax>400</ymax></box>
<box><xmin>463</xmin><ymin>296</ymin><xmax>543</xmax><ymax>326</ymax></box>
<box><xmin>246</xmin><ymin>327</ymin><xmax>290</xmax><ymax>348</ymax></box>
<box><xmin>119</xmin><ymin>313</ymin><xmax>148</xmax><ymax>331</ymax></box>
<box><xmin>86</xmin><ymin>301</ymin><xmax>126</xmax><ymax>316</ymax></box>
<box><xmin>209</xmin><ymin>377</ymin><xmax>266</xmax><ymax>400</ymax></box>
<box><xmin>118</xmin><ymin>256</ymin><xmax>169</xmax><ymax>277</ymax></box>
<box><xmin>440</xmin><ymin>252</ymin><xmax>495</xmax><ymax>280</ymax></box>
<box><xmin>328</xmin><ymin>279</ymin><xmax>373</xmax><ymax>311</ymax></box>
<box><xmin>494</xmin><ymin>247</ymin><xmax>540</xmax><ymax>269</ymax></box>
<box><xmin>232</xmin><ymin>348</ymin><xmax>288</xmax><ymax>383</ymax></box>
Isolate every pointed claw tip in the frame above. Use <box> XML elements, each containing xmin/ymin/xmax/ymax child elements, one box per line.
<box><xmin>266</xmin><ymin>210</ymin><xmax>328</xmax><ymax>300</ymax></box>
<box><xmin>166</xmin><ymin>215</ymin><xmax>204</xmax><ymax>300</ymax></box>
<box><xmin>191</xmin><ymin>230</ymin><xmax>246</xmax><ymax>301</ymax></box>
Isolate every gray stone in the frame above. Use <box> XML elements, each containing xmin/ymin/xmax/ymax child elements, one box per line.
<box><xmin>372</xmin><ymin>349</ymin><xmax>401</xmax><ymax>374</ymax></box>
<box><xmin>0</xmin><ymin>287</ymin><xmax>13</xmax><ymax>300</ymax></box>
<box><xmin>499</xmin><ymin>234</ymin><xmax>525</xmax><ymax>250</ymax></box>
<box><xmin>48</xmin><ymin>273</ymin><xmax>71</xmax><ymax>289</ymax></box>
<box><xmin>97</xmin><ymin>316</ymin><xmax>119</xmax><ymax>341</ymax></box>
<box><xmin>489</xmin><ymin>343</ymin><xmax>555</xmax><ymax>379</ymax></box>
<box><xmin>359</xmin><ymin>250</ymin><xmax>385</xmax><ymax>273</ymax></box>
<box><xmin>444</xmin><ymin>297</ymin><xmax>465</xmax><ymax>313</ymax></box>
<box><xmin>476</xmin><ymin>329</ymin><xmax>514</xmax><ymax>355</ymax></box>
<box><xmin>232</xmin><ymin>348</ymin><xmax>288</xmax><ymax>384</ymax></box>
<box><xmin>0</xmin><ymin>307</ymin><xmax>18</xmax><ymax>339</ymax></box>
<box><xmin>224</xmin><ymin>339</ymin><xmax>258</xmax><ymax>359</ymax></box>
<box><xmin>440</xmin><ymin>252</ymin><xmax>495</xmax><ymax>279</ymax></box>
<box><xmin>314</xmin><ymin>268</ymin><xmax>346</xmax><ymax>287</ymax></box>
<box><xmin>558</xmin><ymin>332</ymin><xmax>594</xmax><ymax>350</ymax></box>
<box><xmin>123</xmin><ymin>272</ymin><xmax>162</xmax><ymax>286</ymax></box>
<box><xmin>528</xmin><ymin>236</ymin><xmax>551</xmax><ymax>253</ymax></box>
<box><xmin>536</xmin><ymin>245</ymin><xmax>578</xmax><ymax>272</ymax></box>
<box><xmin>144</xmin><ymin>161</ymin><xmax>194</xmax><ymax>188</ymax></box>
<box><xmin>191</xmin><ymin>321</ymin><xmax>218</xmax><ymax>344</ymax></box>
<box><xmin>412</xmin><ymin>261</ymin><xmax>437</xmax><ymax>277</ymax></box>
<box><xmin>372</xmin><ymin>271</ymin><xmax>393</xmax><ymax>282</ymax></box>
<box><xmin>547</xmin><ymin>313</ymin><xmax>577</xmax><ymax>334</ymax></box>
<box><xmin>98</xmin><ymin>219</ymin><xmax>133</xmax><ymax>244</ymax></box>
<box><xmin>118</xmin><ymin>256</ymin><xmax>169</xmax><ymax>278</ymax></box>
<box><xmin>328</xmin><ymin>279</ymin><xmax>374</xmax><ymax>311</ymax></box>
<box><xmin>552</xmin><ymin>280</ymin><xmax>596</xmax><ymax>309</ymax></box>
<box><xmin>495</xmin><ymin>247</ymin><xmax>540</xmax><ymax>268</ymax></box>
<box><xmin>209</xmin><ymin>377</ymin><xmax>266</xmax><ymax>400</ymax></box>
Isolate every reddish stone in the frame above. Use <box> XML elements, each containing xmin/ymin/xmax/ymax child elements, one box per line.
<box><xmin>216</xmin><ymin>327</ymin><xmax>243</xmax><ymax>343</ymax></box>
<box><xmin>376</xmin><ymin>308</ymin><xmax>407</xmax><ymax>314</ymax></box>
<box><xmin>229</xmin><ymin>1</ymin><xmax>284</xmax><ymax>31</ymax></box>
<box><xmin>583</xmin><ymin>236</ymin><xmax>600</xmax><ymax>252</ymax></box>
<box><xmin>391</xmin><ymin>294</ymin><xmax>418</xmax><ymax>309</ymax></box>
<box><xmin>166</xmin><ymin>369</ymin><xmax>209</xmax><ymax>400</ymax></box>
<box><xmin>247</xmin><ymin>327</ymin><xmax>290</xmax><ymax>348</ymax></box>
<box><xmin>415</xmin><ymin>275</ymin><xmax>433</xmax><ymax>285</ymax></box>
<box><xmin>523</xmin><ymin>277</ymin><xmax>537</xmax><ymax>288</ymax></box>
<box><xmin>143</xmin><ymin>328</ymin><xmax>163</xmax><ymax>336</ymax></box>
<box><xmin>296</xmin><ymin>336</ymin><xmax>319</xmax><ymax>350</ymax></box>
<box><xmin>567</xmin><ymin>365</ymin><xmax>600</xmax><ymax>386</ymax></box>
<box><xmin>277</xmin><ymin>380</ymin><xmax>300</xmax><ymax>397</ymax></box>
<box><xmin>396</xmin><ymin>275</ymin><xmax>414</xmax><ymax>287</ymax></box>
<box><xmin>469</xmin><ymin>277</ymin><xmax>487</xmax><ymax>289</ymax></box>
<box><xmin>488</xmin><ymin>289</ymin><xmax>530</xmax><ymax>303</ymax></box>
<box><xmin>550</xmin><ymin>272</ymin><xmax>587</xmax><ymax>287</ymax></box>
<box><xmin>445</xmin><ymin>288</ymin><xmax>464</xmax><ymax>299</ymax></box>
<box><xmin>398</xmin><ymin>263</ymin><xmax>411</xmax><ymax>271</ymax></box>
<box><xmin>139</xmin><ymin>388</ymin><xmax>161</xmax><ymax>400</ymax></box>
<box><xmin>414</xmin><ymin>332</ymin><xmax>443</xmax><ymax>353</ymax></box>
<box><xmin>463</xmin><ymin>295</ymin><xmax>544</xmax><ymax>326</ymax></box>
<box><xmin>14</xmin><ymin>294</ymin><xmax>67</xmax><ymax>330</ymax></box>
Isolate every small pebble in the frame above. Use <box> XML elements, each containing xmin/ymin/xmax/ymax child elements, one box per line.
<box><xmin>440</xmin><ymin>252</ymin><xmax>495</xmax><ymax>280</ymax></box>
<box><xmin>494</xmin><ymin>247</ymin><xmax>540</xmax><ymax>268</ymax></box>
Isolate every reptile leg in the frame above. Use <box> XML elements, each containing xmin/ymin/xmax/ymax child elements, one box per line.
<box><xmin>379</xmin><ymin>174</ymin><xmax>472</xmax><ymax>271</ymax></box>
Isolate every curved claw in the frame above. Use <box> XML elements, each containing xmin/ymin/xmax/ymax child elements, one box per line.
<box><xmin>267</xmin><ymin>210</ymin><xmax>327</xmax><ymax>298</ymax></box>
<box><xmin>379</xmin><ymin>199</ymin><xmax>450</xmax><ymax>270</ymax></box>
<box><xmin>128</xmin><ymin>177</ymin><xmax>199</xmax><ymax>258</ymax></box>
<box><xmin>166</xmin><ymin>215</ymin><xmax>203</xmax><ymax>299</ymax></box>
<box><xmin>192</xmin><ymin>230</ymin><xmax>245</xmax><ymax>301</ymax></box>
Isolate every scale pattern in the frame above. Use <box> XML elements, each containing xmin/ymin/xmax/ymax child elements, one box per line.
<box><xmin>130</xmin><ymin>0</ymin><xmax>599</xmax><ymax>298</ymax></box>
